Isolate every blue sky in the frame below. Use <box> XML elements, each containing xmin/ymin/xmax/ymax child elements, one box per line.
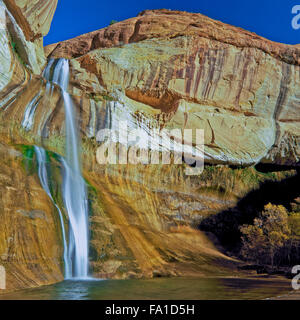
<box><xmin>44</xmin><ymin>0</ymin><xmax>300</xmax><ymax>45</ymax></box>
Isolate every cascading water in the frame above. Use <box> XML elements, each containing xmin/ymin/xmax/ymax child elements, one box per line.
<box><xmin>39</xmin><ymin>58</ymin><xmax>90</xmax><ymax>279</ymax></box>
<box><xmin>22</xmin><ymin>92</ymin><xmax>41</xmax><ymax>131</ymax></box>
<box><xmin>34</xmin><ymin>146</ymin><xmax>71</xmax><ymax>278</ymax></box>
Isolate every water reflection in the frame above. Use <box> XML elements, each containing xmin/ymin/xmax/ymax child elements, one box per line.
<box><xmin>0</xmin><ymin>277</ymin><xmax>291</xmax><ymax>300</ymax></box>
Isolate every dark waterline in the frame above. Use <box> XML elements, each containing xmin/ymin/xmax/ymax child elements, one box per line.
<box><xmin>0</xmin><ymin>277</ymin><xmax>292</xmax><ymax>300</ymax></box>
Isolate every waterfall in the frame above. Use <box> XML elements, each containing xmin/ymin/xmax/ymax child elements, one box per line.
<box><xmin>21</xmin><ymin>58</ymin><xmax>55</xmax><ymax>132</ymax></box>
<box><xmin>34</xmin><ymin>146</ymin><xmax>71</xmax><ymax>278</ymax></box>
<box><xmin>22</xmin><ymin>92</ymin><xmax>41</xmax><ymax>131</ymax></box>
<box><xmin>40</xmin><ymin>58</ymin><xmax>90</xmax><ymax>279</ymax></box>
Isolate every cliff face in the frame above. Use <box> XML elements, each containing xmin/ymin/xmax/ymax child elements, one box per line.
<box><xmin>46</xmin><ymin>9</ymin><xmax>300</xmax><ymax>167</ymax></box>
<box><xmin>0</xmin><ymin>5</ymin><xmax>299</xmax><ymax>291</ymax></box>
<box><xmin>0</xmin><ymin>143</ymin><xmax>63</xmax><ymax>292</ymax></box>
<box><xmin>45</xmin><ymin>9</ymin><xmax>300</xmax><ymax>65</ymax></box>
<box><xmin>3</xmin><ymin>0</ymin><xmax>57</xmax><ymax>41</ymax></box>
<box><xmin>0</xmin><ymin>0</ymin><xmax>57</xmax><ymax>77</ymax></box>
<box><xmin>0</xmin><ymin>0</ymin><xmax>64</xmax><ymax>292</ymax></box>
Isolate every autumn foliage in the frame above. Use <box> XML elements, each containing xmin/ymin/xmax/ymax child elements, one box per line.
<box><xmin>240</xmin><ymin>204</ymin><xmax>290</xmax><ymax>266</ymax></box>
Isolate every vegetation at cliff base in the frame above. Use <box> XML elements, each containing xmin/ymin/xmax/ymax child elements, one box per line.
<box><xmin>240</xmin><ymin>204</ymin><xmax>291</xmax><ymax>266</ymax></box>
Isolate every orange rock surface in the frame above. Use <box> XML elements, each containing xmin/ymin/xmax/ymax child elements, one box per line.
<box><xmin>0</xmin><ymin>6</ymin><xmax>299</xmax><ymax>292</ymax></box>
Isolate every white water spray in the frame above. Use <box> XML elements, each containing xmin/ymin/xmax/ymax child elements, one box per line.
<box><xmin>34</xmin><ymin>146</ymin><xmax>71</xmax><ymax>278</ymax></box>
<box><xmin>41</xmin><ymin>58</ymin><xmax>90</xmax><ymax>279</ymax></box>
<box><xmin>22</xmin><ymin>92</ymin><xmax>41</xmax><ymax>131</ymax></box>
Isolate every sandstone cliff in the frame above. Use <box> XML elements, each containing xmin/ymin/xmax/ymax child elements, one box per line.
<box><xmin>0</xmin><ymin>0</ymin><xmax>56</xmax><ymax>75</ymax></box>
<box><xmin>0</xmin><ymin>5</ymin><xmax>299</xmax><ymax>292</ymax></box>
<box><xmin>0</xmin><ymin>0</ymin><xmax>64</xmax><ymax>292</ymax></box>
<box><xmin>0</xmin><ymin>142</ymin><xmax>64</xmax><ymax>292</ymax></box>
<box><xmin>45</xmin><ymin>9</ymin><xmax>300</xmax><ymax>167</ymax></box>
<box><xmin>3</xmin><ymin>0</ymin><xmax>57</xmax><ymax>41</ymax></box>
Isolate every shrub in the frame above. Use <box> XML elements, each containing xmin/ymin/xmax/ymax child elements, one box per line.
<box><xmin>240</xmin><ymin>203</ymin><xmax>290</xmax><ymax>266</ymax></box>
<box><xmin>109</xmin><ymin>20</ymin><xmax>118</xmax><ymax>26</ymax></box>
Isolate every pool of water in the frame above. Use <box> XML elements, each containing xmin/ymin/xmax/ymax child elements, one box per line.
<box><xmin>0</xmin><ymin>277</ymin><xmax>292</xmax><ymax>300</ymax></box>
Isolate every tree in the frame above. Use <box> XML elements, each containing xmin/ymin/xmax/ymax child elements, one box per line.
<box><xmin>240</xmin><ymin>203</ymin><xmax>290</xmax><ymax>266</ymax></box>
